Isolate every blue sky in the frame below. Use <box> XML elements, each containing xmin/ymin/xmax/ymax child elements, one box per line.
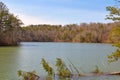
<box><xmin>2</xmin><ymin>0</ymin><xmax>115</xmax><ymax>25</ymax></box>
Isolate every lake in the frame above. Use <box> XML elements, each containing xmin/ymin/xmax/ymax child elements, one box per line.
<box><xmin>0</xmin><ymin>42</ymin><xmax>120</xmax><ymax>80</ymax></box>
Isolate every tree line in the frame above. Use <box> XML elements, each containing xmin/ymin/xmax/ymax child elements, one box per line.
<box><xmin>0</xmin><ymin>1</ymin><xmax>120</xmax><ymax>46</ymax></box>
<box><xmin>20</xmin><ymin>22</ymin><xmax>120</xmax><ymax>43</ymax></box>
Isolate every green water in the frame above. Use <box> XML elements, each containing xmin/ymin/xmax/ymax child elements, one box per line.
<box><xmin>0</xmin><ymin>42</ymin><xmax>120</xmax><ymax>80</ymax></box>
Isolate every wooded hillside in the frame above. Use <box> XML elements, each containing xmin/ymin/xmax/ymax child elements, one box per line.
<box><xmin>20</xmin><ymin>22</ymin><xmax>120</xmax><ymax>43</ymax></box>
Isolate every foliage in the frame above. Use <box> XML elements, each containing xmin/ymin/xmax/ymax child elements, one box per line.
<box><xmin>17</xmin><ymin>70</ymin><xmax>40</xmax><ymax>80</ymax></box>
<box><xmin>41</xmin><ymin>58</ymin><xmax>71</xmax><ymax>80</ymax></box>
<box><xmin>106</xmin><ymin>0</ymin><xmax>120</xmax><ymax>63</ymax></box>
<box><xmin>108</xmin><ymin>43</ymin><xmax>120</xmax><ymax>63</ymax></box>
<box><xmin>108</xmin><ymin>26</ymin><xmax>120</xmax><ymax>43</ymax></box>
<box><xmin>55</xmin><ymin>58</ymin><xmax>71</xmax><ymax>79</ymax></box>
<box><xmin>20</xmin><ymin>22</ymin><xmax>117</xmax><ymax>43</ymax></box>
<box><xmin>1</xmin><ymin>2</ymin><xmax>120</xmax><ymax>45</ymax></box>
<box><xmin>0</xmin><ymin>2</ymin><xmax>23</xmax><ymax>46</ymax></box>
<box><xmin>106</xmin><ymin>6</ymin><xmax>120</xmax><ymax>21</ymax></box>
<box><xmin>41</xmin><ymin>58</ymin><xmax>53</xmax><ymax>76</ymax></box>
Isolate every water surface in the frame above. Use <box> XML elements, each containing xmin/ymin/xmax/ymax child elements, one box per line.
<box><xmin>0</xmin><ymin>42</ymin><xmax>120</xmax><ymax>80</ymax></box>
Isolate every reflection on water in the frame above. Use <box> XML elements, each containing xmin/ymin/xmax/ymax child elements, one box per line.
<box><xmin>0</xmin><ymin>42</ymin><xmax>120</xmax><ymax>80</ymax></box>
<box><xmin>0</xmin><ymin>47</ymin><xmax>20</xmax><ymax>80</ymax></box>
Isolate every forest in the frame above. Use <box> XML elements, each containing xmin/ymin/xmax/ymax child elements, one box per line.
<box><xmin>21</xmin><ymin>22</ymin><xmax>120</xmax><ymax>43</ymax></box>
<box><xmin>0</xmin><ymin>1</ymin><xmax>120</xmax><ymax>46</ymax></box>
<box><xmin>0</xmin><ymin>1</ymin><xmax>120</xmax><ymax>80</ymax></box>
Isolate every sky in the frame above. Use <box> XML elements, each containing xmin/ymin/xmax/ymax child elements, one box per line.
<box><xmin>2</xmin><ymin>0</ymin><xmax>115</xmax><ymax>25</ymax></box>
